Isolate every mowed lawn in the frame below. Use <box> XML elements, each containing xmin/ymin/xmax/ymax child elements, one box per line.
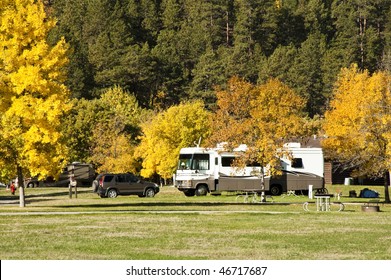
<box><xmin>0</xmin><ymin>185</ymin><xmax>390</xmax><ymax>260</ymax></box>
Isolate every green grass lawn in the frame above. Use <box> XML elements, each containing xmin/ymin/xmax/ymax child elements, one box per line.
<box><xmin>0</xmin><ymin>185</ymin><xmax>390</xmax><ymax>260</ymax></box>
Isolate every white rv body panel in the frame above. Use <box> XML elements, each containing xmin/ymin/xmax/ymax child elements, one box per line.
<box><xmin>174</xmin><ymin>143</ymin><xmax>325</xmax><ymax>196</ymax></box>
<box><xmin>280</xmin><ymin>147</ymin><xmax>324</xmax><ymax>177</ymax></box>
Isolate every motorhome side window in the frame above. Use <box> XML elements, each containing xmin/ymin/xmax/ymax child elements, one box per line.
<box><xmin>192</xmin><ymin>154</ymin><xmax>209</xmax><ymax>170</ymax></box>
<box><xmin>222</xmin><ymin>157</ymin><xmax>236</xmax><ymax>167</ymax></box>
<box><xmin>247</xmin><ymin>160</ymin><xmax>261</xmax><ymax>167</ymax></box>
<box><xmin>292</xmin><ymin>158</ymin><xmax>303</xmax><ymax>168</ymax></box>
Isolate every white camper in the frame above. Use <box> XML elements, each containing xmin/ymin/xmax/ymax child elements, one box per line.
<box><xmin>174</xmin><ymin>143</ymin><xmax>325</xmax><ymax>196</ymax></box>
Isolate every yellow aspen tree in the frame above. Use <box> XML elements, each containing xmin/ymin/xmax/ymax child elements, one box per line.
<box><xmin>208</xmin><ymin>77</ymin><xmax>307</xmax><ymax>200</ymax></box>
<box><xmin>250</xmin><ymin>78</ymin><xmax>307</xmax><ymax>174</ymax></box>
<box><xmin>206</xmin><ymin>76</ymin><xmax>258</xmax><ymax>148</ymax></box>
<box><xmin>209</xmin><ymin>77</ymin><xmax>306</xmax><ymax>169</ymax></box>
<box><xmin>94</xmin><ymin>133</ymin><xmax>139</xmax><ymax>174</ymax></box>
<box><xmin>90</xmin><ymin>117</ymin><xmax>140</xmax><ymax>174</ymax></box>
<box><xmin>0</xmin><ymin>0</ymin><xmax>71</xmax><ymax>207</ymax></box>
<box><xmin>88</xmin><ymin>86</ymin><xmax>146</xmax><ymax>174</ymax></box>
<box><xmin>323</xmin><ymin>64</ymin><xmax>391</xmax><ymax>203</ymax></box>
<box><xmin>136</xmin><ymin>101</ymin><xmax>211</xmax><ymax>183</ymax></box>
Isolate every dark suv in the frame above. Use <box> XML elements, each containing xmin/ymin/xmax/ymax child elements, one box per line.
<box><xmin>96</xmin><ymin>173</ymin><xmax>160</xmax><ymax>198</ymax></box>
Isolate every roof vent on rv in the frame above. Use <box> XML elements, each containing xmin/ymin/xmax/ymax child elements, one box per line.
<box><xmin>216</xmin><ymin>142</ymin><xmax>228</xmax><ymax>149</ymax></box>
<box><xmin>234</xmin><ymin>144</ymin><xmax>248</xmax><ymax>151</ymax></box>
<box><xmin>284</xmin><ymin>142</ymin><xmax>301</xmax><ymax>148</ymax></box>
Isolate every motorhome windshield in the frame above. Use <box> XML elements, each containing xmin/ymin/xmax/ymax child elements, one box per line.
<box><xmin>178</xmin><ymin>154</ymin><xmax>209</xmax><ymax>170</ymax></box>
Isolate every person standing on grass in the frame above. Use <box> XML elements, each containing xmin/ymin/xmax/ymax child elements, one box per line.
<box><xmin>10</xmin><ymin>181</ymin><xmax>16</xmax><ymax>195</ymax></box>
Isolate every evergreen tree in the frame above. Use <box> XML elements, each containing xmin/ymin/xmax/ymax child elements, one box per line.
<box><xmin>86</xmin><ymin>0</ymin><xmax>134</xmax><ymax>92</ymax></box>
<box><xmin>225</xmin><ymin>0</ymin><xmax>265</xmax><ymax>82</ymax></box>
<box><xmin>273</xmin><ymin>0</ymin><xmax>306</xmax><ymax>51</ymax></box>
<box><xmin>189</xmin><ymin>46</ymin><xmax>229</xmax><ymax>108</ymax></box>
<box><xmin>382</xmin><ymin>6</ymin><xmax>391</xmax><ymax>71</ymax></box>
<box><xmin>46</xmin><ymin>0</ymin><xmax>391</xmax><ymax>118</ymax></box>
<box><xmin>258</xmin><ymin>44</ymin><xmax>297</xmax><ymax>84</ymax></box>
<box><xmin>328</xmin><ymin>0</ymin><xmax>389</xmax><ymax>72</ymax></box>
<box><xmin>127</xmin><ymin>0</ymin><xmax>161</xmax><ymax>45</ymax></box>
<box><xmin>298</xmin><ymin>0</ymin><xmax>333</xmax><ymax>38</ymax></box>
<box><xmin>50</xmin><ymin>0</ymin><xmax>94</xmax><ymax>99</ymax></box>
<box><xmin>289</xmin><ymin>31</ymin><xmax>327</xmax><ymax>116</ymax></box>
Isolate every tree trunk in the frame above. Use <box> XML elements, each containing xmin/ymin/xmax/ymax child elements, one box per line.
<box><xmin>17</xmin><ymin>165</ymin><xmax>25</xmax><ymax>207</ymax></box>
<box><xmin>384</xmin><ymin>171</ymin><xmax>390</xmax><ymax>203</ymax></box>
<box><xmin>260</xmin><ymin>166</ymin><xmax>266</xmax><ymax>202</ymax></box>
<box><xmin>226</xmin><ymin>11</ymin><xmax>230</xmax><ymax>46</ymax></box>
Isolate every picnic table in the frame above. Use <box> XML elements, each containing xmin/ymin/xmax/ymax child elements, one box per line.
<box><xmin>303</xmin><ymin>194</ymin><xmax>344</xmax><ymax>212</ymax></box>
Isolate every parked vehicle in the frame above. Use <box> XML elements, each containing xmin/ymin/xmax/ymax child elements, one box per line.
<box><xmin>67</xmin><ymin>162</ymin><xmax>96</xmax><ymax>186</ymax></box>
<box><xmin>91</xmin><ymin>174</ymin><xmax>104</xmax><ymax>193</ymax></box>
<box><xmin>24</xmin><ymin>162</ymin><xmax>96</xmax><ymax>188</ymax></box>
<box><xmin>96</xmin><ymin>173</ymin><xmax>160</xmax><ymax>198</ymax></box>
<box><xmin>174</xmin><ymin>142</ymin><xmax>325</xmax><ymax>196</ymax></box>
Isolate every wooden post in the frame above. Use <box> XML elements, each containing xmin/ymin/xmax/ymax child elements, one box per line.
<box><xmin>69</xmin><ymin>184</ymin><xmax>72</xmax><ymax>198</ymax></box>
<box><xmin>69</xmin><ymin>175</ymin><xmax>77</xmax><ymax>199</ymax></box>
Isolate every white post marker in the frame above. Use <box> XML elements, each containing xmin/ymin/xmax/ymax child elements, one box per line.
<box><xmin>69</xmin><ymin>175</ymin><xmax>77</xmax><ymax>199</ymax></box>
<box><xmin>308</xmin><ymin>184</ymin><xmax>313</xmax><ymax>199</ymax></box>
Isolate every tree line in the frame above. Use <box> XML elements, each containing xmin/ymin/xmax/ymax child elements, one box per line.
<box><xmin>47</xmin><ymin>0</ymin><xmax>391</xmax><ymax>116</ymax></box>
<box><xmin>2</xmin><ymin>0</ymin><xmax>391</xmax><ymax>205</ymax></box>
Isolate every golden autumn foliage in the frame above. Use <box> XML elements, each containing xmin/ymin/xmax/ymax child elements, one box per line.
<box><xmin>89</xmin><ymin>86</ymin><xmax>145</xmax><ymax>174</ymax></box>
<box><xmin>207</xmin><ymin>76</ymin><xmax>258</xmax><ymax>147</ymax></box>
<box><xmin>136</xmin><ymin>101</ymin><xmax>211</xmax><ymax>180</ymax></box>
<box><xmin>0</xmin><ymin>0</ymin><xmax>71</xmax><ymax>205</ymax></box>
<box><xmin>92</xmin><ymin>131</ymin><xmax>139</xmax><ymax>174</ymax></box>
<box><xmin>250</xmin><ymin>78</ymin><xmax>307</xmax><ymax>174</ymax></box>
<box><xmin>208</xmin><ymin>77</ymin><xmax>307</xmax><ymax>175</ymax></box>
<box><xmin>323</xmin><ymin>64</ymin><xmax>391</xmax><ymax>202</ymax></box>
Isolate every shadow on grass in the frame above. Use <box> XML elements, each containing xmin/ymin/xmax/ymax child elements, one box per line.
<box><xmin>52</xmin><ymin>201</ymin><xmax>291</xmax><ymax>210</ymax></box>
<box><xmin>0</xmin><ymin>190</ymin><xmax>94</xmax><ymax>205</ymax></box>
<box><xmin>24</xmin><ymin>190</ymin><xmax>93</xmax><ymax>199</ymax></box>
<box><xmin>0</xmin><ymin>195</ymin><xmax>19</xmax><ymax>201</ymax></box>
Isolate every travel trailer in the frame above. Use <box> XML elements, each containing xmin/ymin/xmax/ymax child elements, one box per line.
<box><xmin>174</xmin><ymin>143</ymin><xmax>325</xmax><ymax>196</ymax></box>
<box><xmin>24</xmin><ymin>162</ymin><xmax>96</xmax><ymax>188</ymax></box>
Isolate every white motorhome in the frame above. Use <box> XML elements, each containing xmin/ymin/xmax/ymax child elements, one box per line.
<box><xmin>174</xmin><ymin>143</ymin><xmax>325</xmax><ymax>196</ymax></box>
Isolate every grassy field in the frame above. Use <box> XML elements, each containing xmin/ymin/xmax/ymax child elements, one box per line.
<box><xmin>0</xmin><ymin>184</ymin><xmax>390</xmax><ymax>260</ymax></box>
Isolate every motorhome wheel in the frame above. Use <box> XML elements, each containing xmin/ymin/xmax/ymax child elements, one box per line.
<box><xmin>270</xmin><ymin>184</ymin><xmax>282</xmax><ymax>196</ymax></box>
<box><xmin>195</xmin><ymin>185</ymin><xmax>208</xmax><ymax>196</ymax></box>
<box><xmin>184</xmin><ymin>190</ymin><xmax>195</xmax><ymax>197</ymax></box>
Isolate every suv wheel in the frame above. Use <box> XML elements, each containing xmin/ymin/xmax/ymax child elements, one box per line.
<box><xmin>107</xmin><ymin>189</ymin><xmax>118</xmax><ymax>198</ymax></box>
<box><xmin>145</xmin><ymin>188</ymin><xmax>155</xmax><ymax>198</ymax></box>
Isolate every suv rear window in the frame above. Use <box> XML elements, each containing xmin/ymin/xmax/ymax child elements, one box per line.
<box><xmin>103</xmin><ymin>175</ymin><xmax>114</xmax><ymax>182</ymax></box>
